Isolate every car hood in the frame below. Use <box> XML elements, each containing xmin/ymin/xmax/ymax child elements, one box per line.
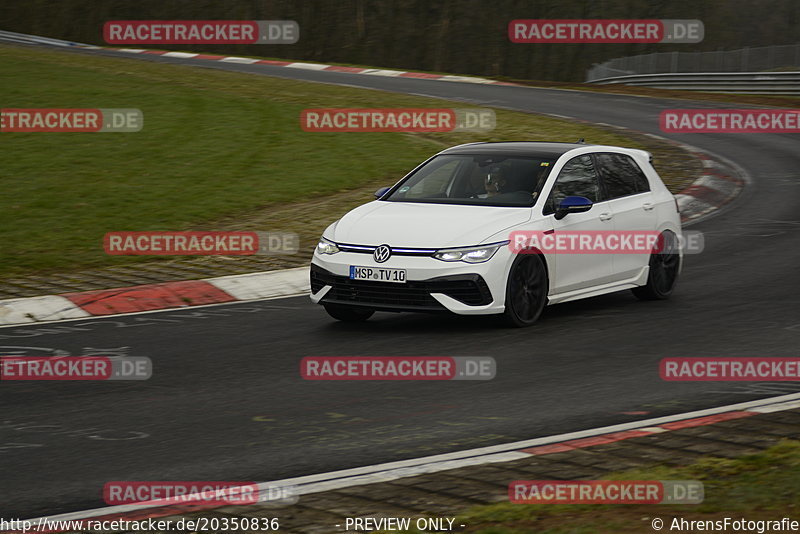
<box><xmin>329</xmin><ymin>201</ymin><xmax>531</xmax><ymax>248</ymax></box>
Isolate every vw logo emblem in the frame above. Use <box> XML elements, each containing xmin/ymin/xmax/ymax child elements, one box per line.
<box><xmin>373</xmin><ymin>244</ymin><xmax>392</xmax><ymax>263</ymax></box>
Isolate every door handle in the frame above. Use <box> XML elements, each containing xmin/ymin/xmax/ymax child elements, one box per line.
<box><xmin>642</xmin><ymin>203</ymin><xmax>655</xmax><ymax>211</ymax></box>
<box><xmin>599</xmin><ymin>212</ymin><xmax>613</xmax><ymax>221</ymax></box>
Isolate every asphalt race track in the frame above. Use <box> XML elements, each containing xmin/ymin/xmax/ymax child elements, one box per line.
<box><xmin>2</xmin><ymin>44</ymin><xmax>799</xmax><ymax>518</ymax></box>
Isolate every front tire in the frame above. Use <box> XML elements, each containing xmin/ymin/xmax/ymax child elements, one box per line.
<box><xmin>323</xmin><ymin>304</ymin><xmax>375</xmax><ymax>322</ymax></box>
<box><xmin>502</xmin><ymin>254</ymin><xmax>548</xmax><ymax>327</ymax></box>
<box><xmin>632</xmin><ymin>230</ymin><xmax>680</xmax><ymax>301</ymax></box>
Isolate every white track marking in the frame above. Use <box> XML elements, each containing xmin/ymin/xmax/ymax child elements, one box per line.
<box><xmin>27</xmin><ymin>392</ymin><xmax>800</xmax><ymax>522</ymax></box>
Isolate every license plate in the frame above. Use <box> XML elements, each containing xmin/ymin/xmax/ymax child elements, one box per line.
<box><xmin>350</xmin><ymin>266</ymin><xmax>406</xmax><ymax>284</ymax></box>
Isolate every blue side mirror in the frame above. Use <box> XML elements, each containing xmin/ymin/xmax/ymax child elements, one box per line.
<box><xmin>555</xmin><ymin>196</ymin><xmax>593</xmax><ymax>220</ymax></box>
<box><xmin>374</xmin><ymin>186</ymin><xmax>391</xmax><ymax>199</ymax></box>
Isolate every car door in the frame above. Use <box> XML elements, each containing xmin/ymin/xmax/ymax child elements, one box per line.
<box><xmin>543</xmin><ymin>154</ymin><xmax>615</xmax><ymax>294</ymax></box>
<box><xmin>594</xmin><ymin>152</ymin><xmax>658</xmax><ymax>281</ymax></box>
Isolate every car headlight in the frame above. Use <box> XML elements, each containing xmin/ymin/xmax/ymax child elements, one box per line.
<box><xmin>316</xmin><ymin>237</ymin><xmax>340</xmax><ymax>255</ymax></box>
<box><xmin>433</xmin><ymin>242</ymin><xmax>507</xmax><ymax>263</ymax></box>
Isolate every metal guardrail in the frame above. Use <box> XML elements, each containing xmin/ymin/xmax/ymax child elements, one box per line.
<box><xmin>587</xmin><ymin>71</ymin><xmax>800</xmax><ymax>95</ymax></box>
<box><xmin>587</xmin><ymin>43</ymin><xmax>800</xmax><ymax>81</ymax></box>
<box><xmin>0</xmin><ymin>29</ymin><xmax>96</xmax><ymax>48</ymax></box>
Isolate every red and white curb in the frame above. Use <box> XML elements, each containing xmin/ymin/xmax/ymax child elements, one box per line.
<box><xmin>25</xmin><ymin>392</ymin><xmax>800</xmax><ymax>526</ymax></box>
<box><xmin>0</xmin><ymin>267</ymin><xmax>309</xmax><ymax>326</ymax></box>
<box><xmin>112</xmin><ymin>48</ymin><xmax>518</xmax><ymax>86</ymax></box>
<box><xmin>2</xmin><ymin>31</ymin><xmax>516</xmax><ymax>86</ymax></box>
<box><xmin>674</xmin><ymin>149</ymin><xmax>746</xmax><ymax>223</ymax></box>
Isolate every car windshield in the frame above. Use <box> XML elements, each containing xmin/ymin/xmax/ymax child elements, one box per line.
<box><xmin>384</xmin><ymin>154</ymin><xmax>556</xmax><ymax>207</ymax></box>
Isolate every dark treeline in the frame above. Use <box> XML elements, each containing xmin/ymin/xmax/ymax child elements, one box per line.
<box><xmin>2</xmin><ymin>0</ymin><xmax>798</xmax><ymax>81</ymax></box>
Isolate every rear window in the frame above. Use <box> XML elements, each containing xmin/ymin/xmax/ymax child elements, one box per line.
<box><xmin>594</xmin><ymin>153</ymin><xmax>651</xmax><ymax>200</ymax></box>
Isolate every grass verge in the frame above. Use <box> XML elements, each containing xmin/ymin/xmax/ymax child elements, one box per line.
<box><xmin>378</xmin><ymin>440</ymin><xmax>800</xmax><ymax>533</ymax></box>
<box><xmin>0</xmin><ymin>44</ymin><xmax>698</xmax><ymax>278</ymax></box>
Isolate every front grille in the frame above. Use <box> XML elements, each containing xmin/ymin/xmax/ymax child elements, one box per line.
<box><xmin>310</xmin><ymin>265</ymin><xmax>493</xmax><ymax>311</ymax></box>
<box><xmin>337</xmin><ymin>243</ymin><xmax>437</xmax><ymax>256</ymax></box>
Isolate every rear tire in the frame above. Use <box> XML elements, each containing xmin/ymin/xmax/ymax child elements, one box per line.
<box><xmin>323</xmin><ymin>304</ymin><xmax>375</xmax><ymax>322</ymax></box>
<box><xmin>632</xmin><ymin>230</ymin><xmax>680</xmax><ymax>301</ymax></box>
<box><xmin>502</xmin><ymin>254</ymin><xmax>548</xmax><ymax>327</ymax></box>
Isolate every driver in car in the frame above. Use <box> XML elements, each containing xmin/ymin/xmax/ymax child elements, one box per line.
<box><xmin>482</xmin><ymin>165</ymin><xmax>507</xmax><ymax>198</ymax></box>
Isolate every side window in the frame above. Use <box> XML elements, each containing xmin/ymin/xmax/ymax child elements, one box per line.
<box><xmin>595</xmin><ymin>153</ymin><xmax>651</xmax><ymax>200</ymax></box>
<box><xmin>544</xmin><ymin>155</ymin><xmax>600</xmax><ymax>214</ymax></box>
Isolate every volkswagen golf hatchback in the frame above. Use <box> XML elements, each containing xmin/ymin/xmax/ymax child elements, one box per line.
<box><xmin>311</xmin><ymin>142</ymin><xmax>683</xmax><ymax>327</ymax></box>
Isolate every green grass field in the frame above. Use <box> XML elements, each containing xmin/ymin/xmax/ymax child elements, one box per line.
<box><xmin>378</xmin><ymin>440</ymin><xmax>800</xmax><ymax>533</ymax></box>
<box><xmin>0</xmin><ymin>45</ymin><xmax>695</xmax><ymax>278</ymax></box>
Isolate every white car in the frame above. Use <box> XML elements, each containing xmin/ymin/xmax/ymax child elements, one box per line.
<box><xmin>311</xmin><ymin>141</ymin><xmax>683</xmax><ymax>327</ymax></box>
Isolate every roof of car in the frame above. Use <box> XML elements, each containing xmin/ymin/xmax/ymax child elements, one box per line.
<box><xmin>439</xmin><ymin>141</ymin><xmax>590</xmax><ymax>158</ymax></box>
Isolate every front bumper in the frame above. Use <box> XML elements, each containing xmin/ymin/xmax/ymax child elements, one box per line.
<box><xmin>310</xmin><ymin>249</ymin><xmax>510</xmax><ymax>315</ymax></box>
